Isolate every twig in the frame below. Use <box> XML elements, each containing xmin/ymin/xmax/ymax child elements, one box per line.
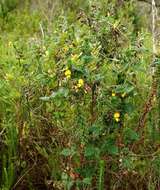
<box><xmin>39</xmin><ymin>23</ymin><xmax>45</xmax><ymax>39</ymax></box>
<box><xmin>0</xmin><ymin>127</ymin><xmax>5</xmax><ymax>136</ymax></box>
<box><xmin>12</xmin><ymin>163</ymin><xmax>36</xmax><ymax>190</ymax></box>
<box><xmin>138</xmin><ymin>0</ymin><xmax>158</xmax><ymax>129</ymax></box>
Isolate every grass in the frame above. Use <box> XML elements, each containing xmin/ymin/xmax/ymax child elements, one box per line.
<box><xmin>0</xmin><ymin>0</ymin><xmax>160</xmax><ymax>189</ymax></box>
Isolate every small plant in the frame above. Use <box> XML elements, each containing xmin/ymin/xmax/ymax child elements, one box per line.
<box><xmin>0</xmin><ymin>0</ymin><xmax>160</xmax><ymax>189</ymax></box>
<box><xmin>0</xmin><ymin>0</ymin><xmax>18</xmax><ymax>18</ymax></box>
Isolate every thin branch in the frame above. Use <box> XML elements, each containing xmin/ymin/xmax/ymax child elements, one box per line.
<box><xmin>12</xmin><ymin>163</ymin><xmax>36</xmax><ymax>190</ymax></box>
<box><xmin>39</xmin><ymin>23</ymin><xmax>45</xmax><ymax>39</ymax></box>
<box><xmin>138</xmin><ymin>0</ymin><xmax>158</xmax><ymax>129</ymax></box>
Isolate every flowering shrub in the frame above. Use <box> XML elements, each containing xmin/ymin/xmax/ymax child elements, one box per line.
<box><xmin>0</xmin><ymin>0</ymin><xmax>160</xmax><ymax>190</ymax></box>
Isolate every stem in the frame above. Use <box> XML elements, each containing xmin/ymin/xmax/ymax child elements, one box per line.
<box><xmin>138</xmin><ymin>0</ymin><xmax>158</xmax><ymax>129</ymax></box>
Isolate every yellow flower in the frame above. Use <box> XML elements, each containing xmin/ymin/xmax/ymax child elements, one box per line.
<box><xmin>121</xmin><ymin>93</ymin><xmax>126</xmax><ymax>98</ymax></box>
<box><xmin>112</xmin><ymin>92</ymin><xmax>116</xmax><ymax>97</ymax></box>
<box><xmin>65</xmin><ymin>69</ymin><xmax>71</xmax><ymax>79</ymax></box>
<box><xmin>114</xmin><ymin>112</ymin><xmax>120</xmax><ymax>118</ymax></box>
<box><xmin>77</xmin><ymin>79</ymin><xmax>84</xmax><ymax>88</ymax></box>
<box><xmin>115</xmin><ymin>117</ymin><xmax>120</xmax><ymax>122</ymax></box>
<box><xmin>114</xmin><ymin>112</ymin><xmax>120</xmax><ymax>122</ymax></box>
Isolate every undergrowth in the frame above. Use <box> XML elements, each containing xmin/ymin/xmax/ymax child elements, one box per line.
<box><xmin>0</xmin><ymin>0</ymin><xmax>160</xmax><ymax>190</ymax></box>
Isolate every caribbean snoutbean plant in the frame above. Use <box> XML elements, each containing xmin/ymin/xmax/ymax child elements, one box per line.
<box><xmin>0</xmin><ymin>0</ymin><xmax>160</xmax><ymax>189</ymax></box>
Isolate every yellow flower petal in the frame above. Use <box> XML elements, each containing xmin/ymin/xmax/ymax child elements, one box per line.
<box><xmin>121</xmin><ymin>93</ymin><xmax>126</xmax><ymax>98</ymax></box>
<box><xmin>77</xmin><ymin>79</ymin><xmax>84</xmax><ymax>88</ymax></box>
<box><xmin>65</xmin><ymin>69</ymin><xmax>71</xmax><ymax>78</ymax></box>
<box><xmin>114</xmin><ymin>112</ymin><xmax>120</xmax><ymax>119</ymax></box>
<box><xmin>115</xmin><ymin>117</ymin><xmax>120</xmax><ymax>122</ymax></box>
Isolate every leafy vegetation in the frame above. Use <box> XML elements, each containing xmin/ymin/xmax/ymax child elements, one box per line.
<box><xmin>0</xmin><ymin>0</ymin><xmax>160</xmax><ymax>189</ymax></box>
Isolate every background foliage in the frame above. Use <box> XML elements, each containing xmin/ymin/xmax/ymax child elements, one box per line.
<box><xmin>0</xmin><ymin>0</ymin><xmax>160</xmax><ymax>189</ymax></box>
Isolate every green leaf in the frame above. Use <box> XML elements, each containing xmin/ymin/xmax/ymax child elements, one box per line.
<box><xmin>61</xmin><ymin>147</ymin><xmax>76</xmax><ymax>157</ymax></box>
<box><xmin>84</xmin><ymin>145</ymin><xmax>100</xmax><ymax>158</ymax></box>
<box><xmin>123</xmin><ymin>103</ymin><xmax>135</xmax><ymax>113</ymax></box>
<box><xmin>102</xmin><ymin>138</ymin><xmax>118</xmax><ymax>155</ymax></box>
<box><xmin>82</xmin><ymin>55</ymin><xmax>93</xmax><ymax>63</ymax></box>
<box><xmin>115</xmin><ymin>85</ymin><xmax>134</xmax><ymax>94</ymax></box>
<box><xmin>51</xmin><ymin>87</ymin><xmax>69</xmax><ymax>98</ymax></box>
<box><xmin>108</xmin><ymin>145</ymin><xmax>118</xmax><ymax>155</ymax></box>
<box><xmin>82</xmin><ymin>177</ymin><xmax>92</xmax><ymax>185</ymax></box>
<box><xmin>39</xmin><ymin>96</ymin><xmax>50</xmax><ymax>101</ymax></box>
<box><xmin>40</xmin><ymin>87</ymin><xmax>69</xmax><ymax>101</ymax></box>
<box><xmin>123</xmin><ymin>128</ymin><xmax>139</xmax><ymax>144</ymax></box>
<box><xmin>122</xmin><ymin>157</ymin><xmax>134</xmax><ymax>170</ymax></box>
<box><xmin>88</xmin><ymin>124</ymin><xmax>102</xmax><ymax>137</ymax></box>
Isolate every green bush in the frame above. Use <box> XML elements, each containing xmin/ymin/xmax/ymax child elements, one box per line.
<box><xmin>0</xmin><ymin>0</ymin><xmax>18</xmax><ymax>17</ymax></box>
<box><xmin>0</xmin><ymin>0</ymin><xmax>160</xmax><ymax>189</ymax></box>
